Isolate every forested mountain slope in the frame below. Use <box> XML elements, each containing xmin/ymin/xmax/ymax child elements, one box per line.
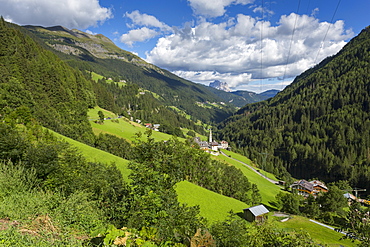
<box><xmin>0</xmin><ymin>18</ymin><xmax>95</xmax><ymax>142</ymax></box>
<box><xmin>217</xmin><ymin>26</ymin><xmax>370</xmax><ymax>191</ymax></box>
<box><xmin>23</xmin><ymin>25</ymin><xmax>236</xmax><ymax>124</ymax></box>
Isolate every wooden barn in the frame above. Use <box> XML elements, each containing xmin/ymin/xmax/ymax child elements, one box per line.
<box><xmin>243</xmin><ymin>205</ymin><xmax>269</xmax><ymax>222</ymax></box>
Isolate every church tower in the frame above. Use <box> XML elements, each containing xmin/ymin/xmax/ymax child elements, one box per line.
<box><xmin>209</xmin><ymin>129</ymin><xmax>212</xmax><ymax>143</ymax></box>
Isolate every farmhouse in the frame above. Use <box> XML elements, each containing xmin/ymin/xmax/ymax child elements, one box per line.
<box><xmin>310</xmin><ymin>180</ymin><xmax>328</xmax><ymax>193</ymax></box>
<box><xmin>243</xmin><ymin>205</ymin><xmax>269</xmax><ymax>222</ymax></box>
<box><xmin>291</xmin><ymin>179</ymin><xmax>328</xmax><ymax>197</ymax></box>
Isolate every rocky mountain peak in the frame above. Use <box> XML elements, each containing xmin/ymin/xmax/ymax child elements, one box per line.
<box><xmin>209</xmin><ymin>80</ymin><xmax>231</xmax><ymax>92</ymax></box>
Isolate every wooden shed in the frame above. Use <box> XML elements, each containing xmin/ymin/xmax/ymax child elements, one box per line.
<box><xmin>243</xmin><ymin>205</ymin><xmax>269</xmax><ymax>222</ymax></box>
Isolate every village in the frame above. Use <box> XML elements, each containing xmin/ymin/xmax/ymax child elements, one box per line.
<box><xmin>144</xmin><ymin>123</ymin><xmax>370</xmax><ymax>227</ymax></box>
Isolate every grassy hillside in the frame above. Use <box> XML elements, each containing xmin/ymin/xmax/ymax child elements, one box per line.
<box><xmin>88</xmin><ymin>107</ymin><xmax>182</xmax><ymax>142</ymax></box>
<box><xmin>275</xmin><ymin>215</ymin><xmax>357</xmax><ymax>247</ymax></box>
<box><xmin>50</xmin><ymin>125</ymin><xmax>251</xmax><ymax>224</ymax></box>
<box><xmin>215</xmin><ymin>150</ymin><xmax>284</xmax><ymax>210</ymax></box>
<box><xmin>49</xmin><ymin>129</ymin><xmax>131</xmax><ymax>181</ymax></box>
<box><xmin>50</xmin><ymin>126</ymin><xmax>356</xmax><ymax>246</ymax></box>
<box><xmin>89</xmin><ymin>107</ymin><xmax>282</xmax><ymax>210</ymax></box>
<box><xmin>175</xmin><ymin>180</ymin><xmax>249</xmax><ymax>224</ymax></box>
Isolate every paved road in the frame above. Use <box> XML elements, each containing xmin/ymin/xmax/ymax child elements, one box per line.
<box><xmin>220</xmin><ymin>151</ymin><xmax>278</xmax><ymax>184</ymax></box>
<box><xmin>309</xmin><ymin>219</ymin><xmax>346</xmax><ymax>235</ymax></box>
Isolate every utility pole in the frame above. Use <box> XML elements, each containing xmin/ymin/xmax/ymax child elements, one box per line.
<box><xmin>345</xmin><ymin>188</ymin><xmax>367</xmax><ymax>199</ymax></box>
<box><xmin>352</xmin><ymin>188</ymin><xmax>366</xmax><ymax>199</ymax></box>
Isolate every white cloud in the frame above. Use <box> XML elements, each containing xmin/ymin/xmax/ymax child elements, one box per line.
<box><xmin>146</xmin><ymin>13</ymin><xmax>353</xmax><ymax>89</ymax></box>
<box><xmin>125</xmin><ymin>10</ymin><xmax>171</xmax><ymax>31</ymax></box>
<box><xmin>120</xmin><ymin>27</ymin><xmax>158</xmax><ymax>47</ymax></box>
<box><xmin>187</xmin><ymin>0</ymin><xmax>254</xmax><ymax>17</ymax></box>
<box><xmin>85</xmin><ymin>30</ymin><xmax>97</xmax><ymax>35</ymax></box>
<box><xmin>119</xmin><ymin>10</ymin><xmax>172</xmax><ymax>47</ymax></box>
<box><xmin>0</xmin><ymin>0</ymin><xmax>112</xmax><ymax>29</ymax></box>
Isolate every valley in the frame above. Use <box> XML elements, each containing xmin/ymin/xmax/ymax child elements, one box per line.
<box><xmin>0</xmin><ymin>18</ymin><xmax>369</xmax><ymax>246</ymax></box>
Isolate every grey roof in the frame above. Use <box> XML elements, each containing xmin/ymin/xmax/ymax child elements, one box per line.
<box><xmin>343</xmin><ymin>193</ymin><xmax>356</xmax><ymax>200</ymax></box>
<box><xmin>291</xmin><ymin>180</ymin><xmax>314</xmax><ymax>192</ymax></box>
<box><xmin>244</xmin><ymin>205</ymin><xmax>269</xmax><ymax>216</ymax></box>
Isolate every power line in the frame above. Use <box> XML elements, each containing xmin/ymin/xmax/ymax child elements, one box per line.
<box><xmin>314</xmin><ymin>0</ymin><xmax>342</xmax><ymax>64</ymax></box>
<box><xmin>260</xmin><ymin>0</ymin><xmax>264</xmax><ymax>92</ymax></box>
<box><xmin>281</xmin><ymin>0</ymin><xmax>301</xmax><ymax>90</ymax></box>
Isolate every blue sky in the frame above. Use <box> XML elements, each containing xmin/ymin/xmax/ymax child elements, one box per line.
<box><xmin>1</xmin><ymin>0</ymin><xmax>369</xmax><ymax>92</ymax></box>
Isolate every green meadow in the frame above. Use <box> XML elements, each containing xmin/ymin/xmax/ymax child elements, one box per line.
<box><xmin>49</xmin><ymin>129</ymin><xmax>131</xmax><ymax>181</ymax></box>
<box><xmin>275</xmin><ymin>215</ymin><xmax>357</xmax><ymax>247</ymax></box>
<box><xmin>175</xmin><ymin>180</ymin><xmax>249</xmax><ymax>224</ymax></box>
<box><xmin>88</xmin><ymin>107</ymin><xmax>177</xmax><ymax>142</ymax></box>
<box><xmin>51</xmin><ymin>112</ymin><xmax>357</xmax><ymax>246</ymax></box>
<box><xmin>221</xmin><ymin>149</ymin><xmax>279</xmax><ymax>181</ymax></box>
<box><xmin>215</xmin><ymin>151</ymin><xmax>284</xmax><ymax>210</ymax></box>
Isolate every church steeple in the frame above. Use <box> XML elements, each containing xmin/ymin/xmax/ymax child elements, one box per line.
<box><xmin>209</xmin><ymin>129</ymin><xmax>212</xmax><ymax>143</ymax></box>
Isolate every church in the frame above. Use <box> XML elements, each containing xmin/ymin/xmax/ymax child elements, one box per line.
<box><xmin>194</xmin><ymin>129</ymin><xmax>229</xmax><ymax>153</ymax></box>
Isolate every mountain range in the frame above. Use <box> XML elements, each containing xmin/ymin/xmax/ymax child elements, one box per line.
<box><xmin>23</xmin><ymin>25</ymin><xmax>278</xmax><ymax>110</ymax></box>
<box><xmin>3</xmin><ymin>17</ymin><xmax>370</xmax><ymax>192</ymax></box>
<box><xmin>209</xmin><ymin>80</ymin><xmax>280</xmax><ymax>104</ymax></box>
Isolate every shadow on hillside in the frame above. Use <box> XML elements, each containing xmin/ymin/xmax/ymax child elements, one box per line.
<box><xmin>236</xmin><ymin>211</ymin><xmax>244</xmax><ymax>220</ymax></box>
<box><xmin>144</xmin><ymin>69</ymin><xmax>188</xmax><ymax>90</ymax></box>
<box><xmin>266</xmin><ymin>202</ymin><xmax>279</xmax><ymax>212</ymax></box>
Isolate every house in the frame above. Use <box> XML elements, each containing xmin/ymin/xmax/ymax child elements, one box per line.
<box><xmin>291</xmin><ymin>180</ymin><xmax>315</xmax><ymax>197</ymax></box>
<box><xmin>291</xmin><ymin>179</ymin><xmax>328</xmax><ymax>197</ymax></box>
<box><xmin>343</xmin><ymin>192</ymin><xmax>357</xmax><ymax>201</ymax></box>
<box><xmin>145</xmin><ymin>123</ymin><xmax>160</xmax><ymax>131</ymax></box>
<box><xmin>220</xmin><ymin>140</ymin><xmax>229</xmax><ymax>149</ymax></box>
<box><xmin>310</xmin><ymin>180</ymin><xmax>328</xmax><ymax>193</ymax></box>
<box><xmin>153</xmin><ymin>124</ymin><xmax>160</xmax><ymax>131</ymax></box>
<box><xmin>244</xmin><ymin>205</ymin><xmax>269</xmax><ymax>222</ymax></box>
<box><xmin>210</xmin><ymin>141</ymin><xmax>219</xmax><ymax>151</ymax></box>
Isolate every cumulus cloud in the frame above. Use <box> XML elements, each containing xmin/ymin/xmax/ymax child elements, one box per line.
<box><xmin>187</xmin><ymin>0</ymin><xmax>254</xmax><ymax>17</ymax></box>
<box><xmin>146</xmin><ymin>13</ymin><xmax>353</xmax><ymax>88</ymax></box>
<box><xmin>120</xmin><ymin>27</ymin><xmax>158</xmax><ymax>47</ymax></box>
<box><xmin>125</xmin><ymin>10</ymin><xmax>171</xmax><ymax>31</ymax></box>
<box><xmin>0</xmin><ymin>0</ymin><xmax>112</xmax><ymax>29</ymax></box>
<box><xmin>85</xmin><ymin>30</ymin><xmax>98</xmax><ymax>35</ymax></box>
<box><xmin>119</xmin><ymin>10</ymin><xmax>172</xmax><ymax>46</ymax></box>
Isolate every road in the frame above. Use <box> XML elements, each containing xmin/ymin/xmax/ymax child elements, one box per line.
<box><xmin>309</xmin><ymin>219</ymin><xmax>347</xmax><ymax>236</ymax></box>
<box><xmin>220</xmin><ymin>151</ymin><xmax>278</xmax><ymax>184</ymax></box>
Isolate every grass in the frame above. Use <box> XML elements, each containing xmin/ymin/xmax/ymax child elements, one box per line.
<box><xmin>88</xmin><ymin>107</ymin><xmax>181</xmax><ymax>142</ymax></box>
<box><xmin>88</xmin><ymin>106</ymin><xmax>117</xmax><ymax>120</ymax></box>
<box><xmin>175</xmin><ymin>180</ymin><xmax>249</xmax><ymax>225</ymax></box>
<box><xmin>49</xmin><ymin>109</ymin><xmax>358</xmax><ymax>246</ymax></box>
<box><xmin>48</xmin><ymin>129</ymin><xmax>131</xmax><ymax>181</ymax></box>
<box><xmin>90</xmin><ymin>71</ymin><xmax>125</xmax><ymax>86</ymax></box>
<box><xmin>50</xmin><ymin>124</ymin><xmax>250</xmax><ymax>225</ymax></box>
<box><xmin>274</xmin><ymin>215</ymin><xmax>358</xmax><ymax>246</ymax></box>
<box><xmin>221</xmin><ymin>149</ymin><xmax>279</xmax><ymax>181</ymax></box>
<box><xmin>214</xmin><ymin>151</ymin><xmax>284</xmax><ymax>210</ymax></box>
<box><xmin>90</xmin><ymin>71</ymin><xmax>104</xmax><ymax>82</ymax></box>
